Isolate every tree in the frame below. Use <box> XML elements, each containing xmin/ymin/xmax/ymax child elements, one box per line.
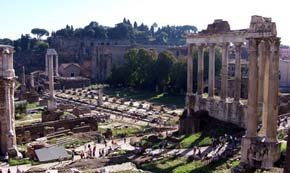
<box><xmin>31</xmin><ymin>28</ymin><xmax>49</xmax><ymax>40</ymax></box>
<box><xmin>155</xmin><ymin>51</ymin><xmax>177</xmax><ymax>91</ymax></box>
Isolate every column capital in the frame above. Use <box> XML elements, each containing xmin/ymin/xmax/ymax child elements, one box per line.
<box><xmin>187</xmin><ymin>44</ymin><xmax>194</xmax><ymax>55</ymax></box>
<box><xmin>195</xmin><ymin>43</ymin><xmax>205</xmax><ymax>48</ymax></box>
<box><xmin>207</xmin><ymin>43</ymin><xmax>216</xmax><ymax>47</ymax></box>
<box><xmin>234</xmin><ymin>42</ymin><xmax>243</xmax><ymax>47</ymax></box>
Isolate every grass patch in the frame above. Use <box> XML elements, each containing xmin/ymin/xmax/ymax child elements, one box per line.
<box><xmin>180</xmin><ymin>133</ymin><xmax>212</xmax><ymax>148</ymax></box>
<box><xmin>9</xmin><ymin>158</ymin><xmax>32</xmax><ymax>166</ymax></box>
<box><xmin>140</xmin><ymin>157</ymin><xmax>237</xmax><ymax>173</ymax></box>
<box><xmin>281</xmin><ymin>142</ymin><xmax>287</xmax><ymax>155</ymax></box>
<box><xmin>26</xmin><ymin>102</ymin><xmax>39</xmax><ymax>109</ymax></box>
<box><xmin>140</xmin><ymin>158</ymin><xmax>236</xmax><ymax>173</ymax></box>
<box><xmin>104</xmin><ymin>87</ymin><xmax>185</xmax><ymax>108</ymax></box>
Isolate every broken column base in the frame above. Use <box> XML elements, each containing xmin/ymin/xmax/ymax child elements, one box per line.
<box><xmin>236</xmin><ymin>136</ymin><xmax>281</xmax><ymax>172</ymax></box>
<box><xmin>178</xmin><ymin>109</ymin><xmax>202</xmax><ymax>135</ymax></box>
<box><xmin>42</xmin><ymin>110</ymin><xmax>63</xmax><ymax>122</ymax></box>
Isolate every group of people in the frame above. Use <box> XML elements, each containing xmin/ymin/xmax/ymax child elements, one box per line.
<box><xmin>0</xmin><ymin>167</ymin><xmax>23</xmax><ymax>173</ymax></box>
<box><xmin>80</xmin><ymin>143</ymin><xmax>97</xmax><ymax>159</ymax></box>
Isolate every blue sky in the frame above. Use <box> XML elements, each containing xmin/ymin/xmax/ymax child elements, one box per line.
<box><xmin>1</xmin><ymin>0</ymin><xmax>290</xmax><ymax>44</ymax></box>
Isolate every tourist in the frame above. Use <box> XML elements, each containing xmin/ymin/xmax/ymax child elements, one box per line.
<box><xmin>0</xmin><ymin>168</ymin><xmax>2</xmax><ymax>173</ymax></box>
<box><xmin>72</xmin><ymin>149</ymin><xmax>75</xmax><ymax>161</ymax></box>
<box><xmin>197</xmin><ymin>148</ymin><xmax>202</xmax><ymax>159</ymax></box>
<box><xmin>93</xmin><ymin>145</ymin><xmax>96</xmax><ymax>157</ymax></box>
<box><xmin>80</xmin><ymin>150</ymin><xmax>84</xmax><ymax>159</ymax></box>
<box><xmin>7</xmin><ymin>169</ymin><xmax>11</xmax><ymax>173</ymax></box>
<box><xmin>193</xmin><ymin>146</ymin><xmax>197</xmax><ymax>156</ymax></box>
<box><xmin>124</xmin><ymin>137</ymin><xmax>126</xmax><ymax>143</ymax></box>
<box><xmin>17</xmin><ymin>166</ymin><xmax>22</xmax><ymax>173</ymax></box>
<box><xmin>98</xmin><ymin>149</ymin><xmax>102</xmax><ymax>157</ymax></box>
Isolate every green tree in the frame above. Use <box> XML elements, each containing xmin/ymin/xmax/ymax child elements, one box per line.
<box><xmin>136</xmin><ymin>48</ymin><xmax>157</xmax><ymax>88</ymax></box>
<box><xmin>31</xmin><ymin>28</ymin><xmax>49</xmax><ymax>40</ymax></box>
<box><xmin>155</xmin><ymin>51</ymin><xmax>177</xmax><ymax>91</ymax></box>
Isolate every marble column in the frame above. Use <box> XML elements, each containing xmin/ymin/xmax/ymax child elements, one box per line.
<box><xmin>21</xmin><ymin>66</ymin><xmax>26</xmax><ymax>92</ymax></box>
<box><xmin>221</xmin><ymin>43</ymin><xmax>229</xmax><ymax>100</ymax></box>
<box><xmin>258</xmin><ymin>41</ymin><xmax>266</xmax><ymax>104</ymax></box>
<box><xmin>264</xmin><ymin>38</ymin><xmax>280</xmax><ymax>141</ymax></box>
<box><xmin>92</xmin><ymin>47</ymin><xmax>97</xmax><ymax>80</ymax></box>
<box><xmin>5</xmin><ymin>82</ymin><xmax>15</xmax><ymax>151</ymax></box>
<box><xmin>55</xmin><ymin>55</ymin><xmax>59</xmax><ymax>76</ymax></box>
<box><xmin>208</xmin><ymin>43</ymin><xmax>215</xmax><ymax>98</ymax></box>
<box><xmin>47</xmin><ymin>55</ymin><xmax>56</xmax><ymax>111</ymax></box>
<box><xmin>260</xmin><ymin>40</ymin><xmax>271</xmax><ymax>136</ymax></box>
<box><xmin>246</xmin><ymin>38</ymin><xmax>260</xmax><ymax>137</ymax></box>
<box><xmin>45</xmin><ymin>55</ymin><xmax>48</xmax><ymax>76</ymax></box>
<box><xmin>234</xmin><ymin>43</ymin><xmax>242</xmax><ymax>101</ymax></box>
<box><xmin>197</xmin><ymin>44</ymin><xmax>204</xmax><ymax>95</ymax></box>
<box><xmin>30</xmin><ymin>73</ymin><xmax>34</xmax><ymax>88</ymax></box>
<box><xmin>186</xmin><ymin>44</ymin><xmax>193</xmax><ymax>116</ymax></box>
<box><xmin>98</xmin><ymin>88</ymin><xmax>103</xmax><ymax>106</ymax></box>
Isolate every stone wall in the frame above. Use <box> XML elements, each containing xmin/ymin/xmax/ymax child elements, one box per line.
<box><xmin>194</xmin><ymin>95</ymin><xmax>246</xmax><ymax>127</ymax></box>
<box><xmin>16</xmin><ymin>117</ymin><xmax>98</xmax><ymax>144</ymax></box>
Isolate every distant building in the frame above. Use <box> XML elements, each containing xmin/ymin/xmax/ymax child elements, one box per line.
<box><xmin>59</xmin><ymin>63</ymin><xmax>81</xmax><ymax>77</ymax></box>
<box><xmin>280</xmin><ymin>45</ymin><xmax>290</xmax><ymax>60</ymax></box>
<box><xmin>279</xmin><ymin>59</ymin><xmax>290</xmax><ymax>91</ymax></box>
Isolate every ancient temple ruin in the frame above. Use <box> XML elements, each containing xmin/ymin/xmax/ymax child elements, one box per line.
<box><xmin>0</xmin><ymin>45</ymin><xmax>17</xmax><ymax>156</ymax></box>
<box><xmin>183</xmin><ymin>15</ymin><xmax>280</xmax><ymax>170</ymax></box>
<box><xmin>46</xmin><ymin>49</ymin><xmax>58</xmax><ymax>111</ymax></box>
<box><xmin>45</xmin><ymin>48</ymin><xmax>59</xmax><ymax>77</ymax></box>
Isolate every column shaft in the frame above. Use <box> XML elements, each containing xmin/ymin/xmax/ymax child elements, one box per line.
<box><xmin>234</xmin><ymin>43</ymin><xmax>242</xmax><ymax>101</ymax></box>
<box><xmin>208</xmin><ymin>44</ymin><xmax>215</xmax><ymax>98</ymax></box>
<box><xmin>48</xmin><ymin>55</ymin><xmax>55</xmax><ymax>111</ymax></box>
<box><xmin>260</xmin><ymin>40</ymin><xmax>270</xmax><ymax>136</ymax></box>
<box><xmin>258</xmin><ymin>41</ymin><xmax>266</xmax><ymax>103</ymax></box>
<box><xmin>246</xmin><ymin>38</ymin><xmax>259</xmax><ymax>137</ymax></box>
<box><xmin>221</xmin><ymin>43</ymin><xmax>229</xmax><ymax>100</ymax></box>
<box><xmin>55</xmin><ymin>55</ymin><xmax>59</xmax><ymax>76</ymax></box>
<box><xmin>186</xmin><ymin>44</ymin><xmax>193</xmax><ymax>116</ymax></box>
<box><xmin>45</xmin><ymin>55</ymin><xmax>48</xmax><ymax>76</ymax></box>
<box><xmin>187</xmin><ymin>44</ymin><xmax>193</xmax><ymax>95</ymax></box>
<box><xmin>264</xmin><ymin>38</ymin><xmax>280</xmax><ymax>141</ymax></box>
<box><xmin>197</xmin><ymin>45</ymin><xmax>204</xmax><ymax>95</ymax></box>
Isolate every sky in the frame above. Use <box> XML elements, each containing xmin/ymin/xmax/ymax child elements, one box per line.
<box><xmin>1</xmin><ymin>0</ymin><xmax>290</xmax><ymax>44</ymax></box>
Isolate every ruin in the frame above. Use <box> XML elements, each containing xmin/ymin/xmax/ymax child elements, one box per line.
<box><xmin>46</xmin><ymin>49</ymin><xmax>58</xmax><ymax>111</ymax></box>
<box><xmin>0</xmin><ymin>45</ymin><xmax>17</xmax><ymax>156</ymax></box>
<box><xmin>45</xmin><ymin>48</ymin><xmax>59</xmax><ymax>77</ymax></box>
<box><xmin>182</xmin><ymin>15</ymin><xmax>281</xmax><ymax>170</ymax></box>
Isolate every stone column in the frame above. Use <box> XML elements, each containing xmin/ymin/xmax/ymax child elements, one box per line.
<box><xmin>264</xmin><ymin>38</ymin><xmax>280</xmax><ymax>141</ymax></box>
<box><xmin>47</xmin><ymin>55</ymin><xmax>56</xmax><ymax>111</ymax></box>
<box><xmin>234</xmin><ymin>43</ymin><xmax>242</xmax><ymax>101</ymax></box>
<box><xmin>221</xmin><ymin>43</ymin><xmax>229</xmax><ymax>100</ymax></box>
<box><xmin>55</xmin><ymin>55</ymin><xmax>59</xmax><ymax>76</ymax></box>
<box><xmin>260</xmin><ymin>40</ymin><xmax>271</xmax><ymax>136</ymax></box>
<box><xmin>258</xmin><ymin>41</ymin><xmax>266</xmax><ymax>104</ymax></box>
<box><xmin>246</xmin><ymin>38</ymin><xmax>260</xmax><ymax>137</ymax></box>
<box><xmin>30</xmin><ymin>73</ymin><xmax>34</xmax><ymax>88</ymax></box>
<box><xmin>6</xmin><ymin>83</ymin><xmax>13</xmax><ymax>150</ymax></box>
<box><xmin>208</xmin><ymin>43</ymin><xmax>215</xmax><ymax>98</ymax></box>
<box><xmin>45</xmin><ymin>55</ymin><xmax>48</xmax><ymax>76</ymax></box>
<box><xmin>21</xmin><ymin>66</ymin><xmax>26</xmax><ymax>92</ymax></box>
<box><xmin>98</xmin><ymin>87</ymin><xmax>103</xmax><ymax>106</ymax></box>
<box><xmin>92</xmin><ymin>47</ymin><xmax>97</xmax><ymax>81</ymax></box>
<box><xmin>186</xmin><ymin>44</ymin><xmax>194</xmax><ymax>116</ymax></box>
<box><xmin>0</xmin><ymin>45</ymin><xmax>17</xmax><ymax>155</ymax></box>
<box><xmin>197</xmin><ymin>44</ymin><xmax>204</xmax><ymax>95</ymax></box>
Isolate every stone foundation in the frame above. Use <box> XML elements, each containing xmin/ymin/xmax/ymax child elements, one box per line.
<box><xmin>16</xmin><ymin>117</ymin><xmax>98</xmax><ymax>144</ymax></box>
<box><xmin>41</xmin><ymin>110</ymin><xmax>63</xmax><ymax>122</ymax></box>
<box><xmin>240</xmin><ymin>137</ymin><xmax>281</xmax><ymax>170</ymax></box>
<box><xmin>194</xmin><ymin>95</ymin><xmax>246</xmax><ymax>128</ymax></box>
